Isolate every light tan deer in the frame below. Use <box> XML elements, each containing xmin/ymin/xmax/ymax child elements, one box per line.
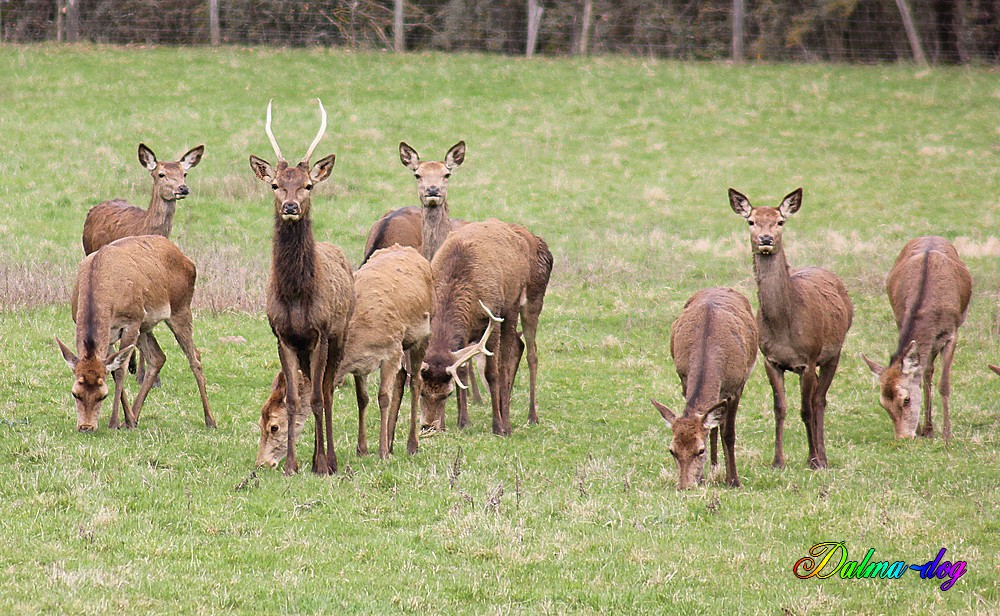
<box><xmin>82</xmin><ymin>143</ymin><xmax>204</xmax><ymax>254</ymax></box>
<box><xmin>55</xmin><ymin>235</ymin><xmax>214</xmax><ymax>432</ymax></box>
<box><xmin>861</xmin><ymin>236</ymin><xmax>972</xmax><ymax>441</ymax></box>
<box><xmin>257</xmin><ymin>244</ymin><xmax>433</xmax><ymax>466</ymax></box>
<box><xmin>651</xmin><ymin>288</ymin><xmax>758</xmax><ymax>489</ymax></box>
<box><xmin>250</xmin><ymin>99</ymin><xmax>355</xmax><ymax>476</ymax></box>
<box><xmin>729</xmin><ymin>188</ymin><xmax>853</xmax><ymax>470</ymax></box>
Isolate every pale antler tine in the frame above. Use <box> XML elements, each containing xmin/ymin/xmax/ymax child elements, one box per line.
<box><xmin>265</xmin><ymin>99</ymin><xmax>284</xmax><ymax>162</ymax></box>
<box><xmin>447</xmin><ymin>364</ymin><xmax>469</xmax><ymax>390</ymax></box>
<box><xmin>301</xmin><ymin>98</ymin><xmax>327</xmax><ymax>164</ymax></box>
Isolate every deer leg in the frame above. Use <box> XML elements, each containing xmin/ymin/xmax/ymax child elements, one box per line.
<box><xmin>386</xmin><ymin>365</ymin><xmax>406</xmax><ymax>454</ymax></box>
<box><xmin>277</xmin><ymin>342</ymin><xmax>302</xmax><ymax>476</ymax></box>
<box><xmin>918</xmin><ymin>350</ymin><xmax>937</xmax><ymax>438</ymax></box>
<box><xmin>812</xmin><ymin>355</ymin><xmax>840</xmax><ymax>469</ymax></box>
<box><xmin>938</xmin><ymin>337</ymin><xmax>957</xmax><ymax>442</ymax></box>
<box><xmin>482</xmin><ymin>330</ymin><xmax>503</xmax><ymax>436</ymax></box>
<box><xmin>354</xmin><ymin>374</ymin><xmax>369</xmax><ymax>456</ymax></box>
<box><xmin>406</xmin><ymin>342</ymin><xmax>427</xmax><ymax>456</ymax></box>
<box><xmin>710</xmin><ymin>427</ymin><xmax>719</xmax><ymax>470</ymax></box>
<box><xmin>165</xmin><ymin>310</ymin><xmax>215</xmax><ymax>429</ymax></box>
<box><xmin>800</xmin><ymin>363</ymin><xmax>822</xmax><ymax>470</ymax></box>
<box><xmin>111</xmin><ymin>327</ymin><xmax>141</xmax><ymax>429</ymax></box>
<box><xmin>377</xmin><ymin>352</ymin><xmax>403</xmax><ymax>460</ymax></box>
<box><xmin>128</xmin><ymin>330</ymin><xmax>166</xmax><ymax>428</ymax></box>
<box><xmin>520</xmin><ymin>302</ymin><xmax>541</xmax><ymax>425</ymax></box>
<box><xmin>468</xmin><ymin>358</ymin><xmax>484</xmax><ymax>406</ymax></box>
<box><xmin>498</xmin><ymin>311</ymin><xmax>520</xmax><ymax>436</ymax></box>
<box><xmin>308</xmin><ymin>338</ymin><xmax>330</xmax><ymax>475</ymax></box>
<box><xmin>723</xmin><ymin>394</ymin><xmax>741</xmax><ymax>488</ymax></box>
<box><xmin>456</xmin><ymin>363</ymin><xmax>471</xmax><ymax>429</ymax></box>
<box><xmin>326</xmin><ymin>335</ymin><xmax>346</xmax><ymax>473</ymax></box>
<box><xmin>764</xmin><ymin>360</ymin><xmax>788</xmax><ymax>469</ymax></box>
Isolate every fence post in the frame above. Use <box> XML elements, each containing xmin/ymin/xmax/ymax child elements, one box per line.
<box><xmin>894</xmin><ymin>0</ymin><xmax>926</xmax><ymax>64</ymax></box>
<box><xmin>209</xmin><ymin>0</ymin><xmax>220</xmax><ymax>45</ymax></box>
<box><xmin>394</xmin><ymin>0</ymin><xmax>404</xmax><ymax>52</ymax></box>
<box><xmin>732</xmin><ymin>0</ymin><xmax>745</xmax><ymax>62</ymax></box>
<box><xmin>577</xmin><ymin>0</ymin><xmax>592</xmax><ymax>56</ymax></box>
<box><xmin>526</xmin><ymin>0</ymin><xmax>544</xmax><ymax>58</ymax></box>
<box><xmin>65</xmin><ymin>0</ymin><xmax>79</xmax><ymax>42</ymax></box>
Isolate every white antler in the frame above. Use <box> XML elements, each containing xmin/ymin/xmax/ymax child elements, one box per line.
<box><xmin>301</xmin><ymin>98</ymin><xmax>327</xmax><ymax>163</ymax></box>
<box><xmin>445</xmin><ymin>301</ymin><xmax>503</xmax><ymax>390</ymax></box>
<box><xmin>265</xmin><ymin>99</ymin><xmax>284</xmax><ymax>162</ymax></box>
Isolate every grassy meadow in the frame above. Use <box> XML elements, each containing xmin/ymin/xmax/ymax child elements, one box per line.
<box><xmin>0</xmin><ymin>45</ymin><xmax>998</xmax><ymax>613</ymax></box>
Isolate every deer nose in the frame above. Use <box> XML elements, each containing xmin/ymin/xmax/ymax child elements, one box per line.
<box><xmin>425</xmin><ymin>187</ymin><xmax>440</xmax><ymax>197</ymax></box>
<box><xmin>177</xmin><ymin>185</ymin><xmax>189</xmax><ymax>196</ymax></box>
<box><xmin>759</xmin><ymin>235</ymin><xmax>774</xmax><ymax>246</ymax></box>
<box><xmin>282</xmin><ymin>202</ymin><xmax>300</xmax><ymax>216</ymax></box>
<box><xmin>78</xmin><ymin>423</ymin><xmax>96</xmax><ymax>433</ymax></box>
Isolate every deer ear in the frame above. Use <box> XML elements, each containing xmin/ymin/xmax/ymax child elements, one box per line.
<box><xmin>138</xmin><ymin>144</ymin><xmax>158</xmax><ymax>171</ymax></box>
<box><xmin>399</xmin><ymin>142</ymin><xmax>420</xmax><ymax>171</ymax></box>
<box><xmin>861</xmin><ymin>353</ymin><xmax>885</xmax><ymax>377</ymax></box>
<box><xmin>56</xmin><ymin>337</ymin><xmax>78</xmax><ymax>371</ymax></box>
<box><xmin>180</xmin><ymin>145</ymin><xmax>205</xmax><ymax>170</ymax></box>
<box><xmin>901</xmin><ymin>340</ymin><xmax>921</xmax><ymax>377</ymax></box>
<box><xmin>779</xmin><ymin>188</ymin><xmax>803</xmax><ymax>217</ymax></box>
<box><xmin>310</xmin><ymin>154</ymin><xmax>336</xmax><ymax>184</ymax></box>
<box><xmin>701</xmin><ymin>399</ymin><xmax>729</xmax><ymax>429</ymax></box>
<box><xmin>728</xmin><ymin>188</ymin><xmax>752</xmax><ymax>218</ymax></box>
<box><xmin>445</xmin><ymin>141</ymin><xmax>466</xmax><ymax>170</ymax></box>
<box><xmin>105</xmin><ymin>345</ymin><xmax>134</xmax><ymax>373</ymax></box>
<box><xmin>249</xmin><ymin>155</ymin><xmax>274</xmax><ymax>183</ymax></box>
<box><xmin>651</xmin><ymin>398</ymin><xmax>677</xmax><ymax>427</ymax></box>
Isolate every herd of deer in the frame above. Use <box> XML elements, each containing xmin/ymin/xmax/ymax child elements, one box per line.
<box><xmin>54</xmin><ymin>100</ymin><xmax>984</xmax><ymax>489</ymax></box>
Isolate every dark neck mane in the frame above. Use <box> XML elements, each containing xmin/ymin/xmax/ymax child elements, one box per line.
<box><xmin>273</xmin><ymin>214</ymin><xmax>316</xmax><ymax>305</ymax></box>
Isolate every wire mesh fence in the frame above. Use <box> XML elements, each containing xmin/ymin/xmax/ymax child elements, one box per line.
<box><xmin>1</xmin><ymin>0</ymin><xmax>998</xmax><ymax>63</ymax></box>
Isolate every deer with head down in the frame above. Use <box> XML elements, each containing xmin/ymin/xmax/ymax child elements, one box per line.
<box><xmin>256</xmin><ymin>244</ymin><xmax>433</xmax><ymax>467</ymax></box>
<box><xmin>861</xmin><ymin>236</ymin><xmax>972</xmax><ymax>441</ymax></box>
<box><xmin>55</xmin><ymin>235</ymin><xmax>214</xmax><ymax>432</ymax></box>
<box><xmin>729</xmin><ymin>187</ymin><xmax>853</xmax><ymax>470</ymax></box>
<box><xmin>249</xmin><ymin>99</ymin><xmax>355</xmax><ymax>476</ymax></box>
<box><xmin>651</xmin><ymin>288</ymin><xmax>758</xmax><ymax>489</ymax></box>
<box><xmin>420</xmin><ymin>219</ymin><xmax>540</xmax><ymax>436</ymax></box>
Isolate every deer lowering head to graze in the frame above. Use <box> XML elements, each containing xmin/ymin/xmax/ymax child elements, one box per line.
<box><xmin>250</xmin><ymin>99</ymin><xmax>355</xmax><ymax>476</ymax></box>
<box><xmin>55</xmin><ymin>236</ymin><xmax>214</xmax><ymax>432</ymax></box>
<box><xmin>420</xmin><ymin>220</ymin><xmax>532</xmax><ymax>436</ymax></box>
<box><xmin>651</xmin><ymin>288</ymin><xmax>758</xmax><ymax>489</ymax></box>
<box><xmin>256</xmin><ymin>245</ymin><xmax>434</xmax><ymax>465</ymax></box>
<box><xmin>729</xmin><ymin>188</ymin><xmax>853</xmax><ymax>470</ymax></box>
<box><xmin>82</xmin><ymin>144</ymin><xmax>204</xmax><ymax>255</ymax></box>
<box><xmin>256</xmin><ymin>370</ymin><xmax>311</xmax><ymax>468</ymax></box>
<box><xmin>360</xmin><ymin>141</ymin><xmax>468</xmax><ymax>264</ymax></box>
<box><xmin>861</xmin><ymin>236</ymin><xmax>972</xmax><ymax>441</ymax></box>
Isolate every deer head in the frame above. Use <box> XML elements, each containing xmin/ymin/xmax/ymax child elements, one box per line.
<box><xmin>420</xmin><ymin>301</ymin><xmax>500</xmax><ymax>431</ymax></box>
<box><xmin>249</xmin><ymin>99</ymin><xmax>335</xmax><ymax>222</ymax></box>
<box><xmin>55</xmin><ymin>338</ymin><xmax>133</xmax><ymax>432</ymax></box>
<box><xmin>729</xmin><ymin>188</ymin><xmax>802</xmax><ymax>256</ymax></box>
<box><xmin>256</xmin><ymin>371</ymin><xmax>311</xmax><ymax>468</ymax></box>
<box><xmin>138</xmin><ymin>143</ymin><xmax>204</xmax><ymax>202</ymax></box>
<box><xmin>861</xmin><ymin>341</ymin><xmax>923</xmax><ymax>438</ymax></box>
<box><xmin>651</xmin><ymin>398</ymin><xmax>728</xmax><ymax>489</ymax></box>
<box><xmin>399</xmin><ymin>141</ymin><xmax>465</xmax><ymax>208</ymax></box>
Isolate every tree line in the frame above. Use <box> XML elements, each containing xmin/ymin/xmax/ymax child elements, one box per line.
<box><xmin>2</xmin><ymin>0</ymin><xmax>998</xmax><ymax>63</ymax></box>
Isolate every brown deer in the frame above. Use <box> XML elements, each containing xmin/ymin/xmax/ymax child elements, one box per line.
<box><xmin>861</xmin><ymin>236</ymin><xmax>972</xmax><ymax>441</ymax></box>
<box><xmin>55</xmin><ymin>236</ymin><xmax>215</xmax><ymax>432</ymax></box>
<box><xmin>361</xmin><ymin>141</ymin><xmax>467</xmax><ymax>264</ymax></box>
<box><xmin>257</xmin><ymin>245</ymin><xmax>433</xmax><ymax>466</ymax></box>
<box><xmin>420</xmin><ymin>220</ymin><xmax>533</xmax><ymax>436</ymax></box>
<box><xmin>82</xmin><ymin>143</ymin><xmax>204</xmax><ymax>254</ymax></box>
<box><xmin>991</xmin><ymin>365</ymin><xmax>1000</xmax><ymax>376</ymax></box>
<box><xmin>250</xmin><ymin>99</ymin><xmax>355</xmax><ymax>476</ymax></box>
<box><xmin>729</xmin><ymin>188</ymin><xmax>853</xmax><ymax>470</ymax></box>
<box><xmin>651</xmin><ymin>288</ymin><xmax>758</xmax><ymax>489</ymax></box>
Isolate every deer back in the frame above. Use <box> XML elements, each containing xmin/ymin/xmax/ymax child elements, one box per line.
<box><xmin>362</xmin><ymin>206</ymin><xmax>469</xmax><ymax>265</ymax></box>
<box><xmin>886</xmin><ymin>236</ymin><xmax>972</xmax><ymax>340</ymax></box>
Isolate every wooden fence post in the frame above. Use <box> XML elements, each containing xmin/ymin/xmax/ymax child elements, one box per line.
<box><xmin>526</xmin><ymin>0</ymin><xmax>544</xmax><ymax>58</ymax></box>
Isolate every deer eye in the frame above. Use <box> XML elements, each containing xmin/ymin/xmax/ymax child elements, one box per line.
<box><xmin>270</xmin><ymin>424</ymin><xmax>279</xmax><ymax>433</ymax></box>
<box><xmin>158</xmin><ymin>173</ymin><xmax>166</xmax><ymax>178</ymax></box>
<box><xmin>697</xmin><ymin>448</ymin><xmax>706</xmax><ymax>457</ymax></box>
<box><xmin>96</xmin><ymin>393</ymin><xmax>108</xmax><ymax>402</ymax></box>
<box><xmin>72</xmin><ymin>392</ymin><xmax>83</xmax><ymax>401</ymax></box>
<box><xmin>747</xmin><ymin>220</ymin><xmax>754</xmax><ymax>226</ymax></box>
<box><xmin>183</xmin><ymin>172</ymin><xmax>188</xmax><ymax>178</ymax></box>
<box><xmin>903</xmin><ymin>396</ymin><xmax>911</xmax><ymax>405</ymax></box>
<box><xmin>414</xmin><ymin>174</ymin><xmax>421</xmax><ymax>180</ymax></box>
<box><xmin>305</xmin><ymin>184</ymin><xmax>313</xmax><ymax>191</ymax></box>
<box><xmin>777</xmin><ymin>220</ymin><xmax>785</xmax><ymax>226</ymax></box>
<box><xmin>271</xmin><ymin>183</ymin><xmax>279</xmax><ymax>190</ymax></box>
<box><xmin>444</xmin><ymin>173</ymin><xmax>451</xmax><ymax>179</ymax></box>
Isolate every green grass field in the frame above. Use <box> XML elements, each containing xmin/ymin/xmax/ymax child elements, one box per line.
<box><xmin>0</xmin><ymin>45</ymin><xmax>998</xmax><ymax>614</ymax></box>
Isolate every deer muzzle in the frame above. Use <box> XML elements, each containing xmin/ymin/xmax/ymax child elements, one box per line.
<box><xmin>281</xmin><ymin>202</ymin><xmax>301</xmax><ymax>221</ymax></box>
<box><xmin>77</xmin><ymin>423</ymin><xmax>97</xmax><ymax>433</ymax></box>
<box><xmin>174</xmin><ymin>185</ymin><xmax>190</xmax><ymax>199</ymax></box>
<box><xmin>757</xmin><ymin>235</ymin><xmax>775</xmax><ymax>254</ymax></box>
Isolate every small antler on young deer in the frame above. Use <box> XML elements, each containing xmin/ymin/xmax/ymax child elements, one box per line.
<box><xmin>446</xmin><ymin>301</ymin><xmax>503</xmax><ymax>390</ymax></box>
<box><xmin>264</xmin><ymin>98</ymin><xmax>327</xmax><ymax>164</ymax></box>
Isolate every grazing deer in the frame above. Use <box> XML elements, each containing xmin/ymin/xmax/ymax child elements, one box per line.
<box><xmin>991</xmin><ymin>365</ymin><xmax>1000</xmax><ymax>376</ymax></box>
<box><xmin>729</xmin><ymin>188</ymin><xmax>853</xmax><ymax>470</ymax></box>
<box><xmin>651</xmin><ymin>288</ymin><xmax>758</xmax><ymax>489</ymax></box>
<box><xmin>55</xmin><ymin>236</ymin><xmax>214</xmax><ymax>432</ymax></box>
<box><xmin>420</xmin><ymin>220</ymin><xmax>533</xmax><ymax>436</ymax></box>
<box><xmin>82</xmin><ymin>143</ymin><xmax>204</xmax><ymax>254</ymax></box>
<box><xmin>257</xmin><ymin>245</ymin><xmax>433</xmax><ymax>466</ymax></box>
<box><xmin>861</xmin><ymin>236</ymin><xmax>972</xmax><ymax>441</ymax></box>
<box><xmin>250</xmin><ymin>99</ymin><xmax>355</xmax><ymax>476</ymax></box>
<box><xmin>82</xmin><ymin>143</ymin><xmax>204</xmax><ymax>387</ymax></box>
<box><xmin>256</xmin><ymin>371</ymin><xmax>311</xmax><ymax>468</ymax></box>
